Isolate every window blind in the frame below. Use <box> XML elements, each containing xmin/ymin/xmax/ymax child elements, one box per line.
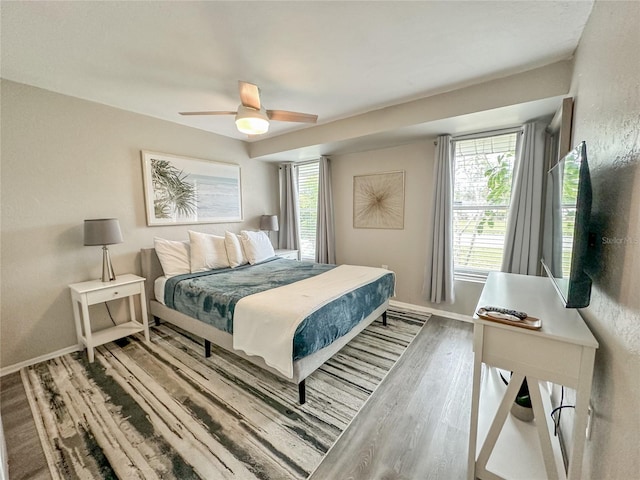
<box><xmin>297</xmin><ymin>162</ymin><xmax>319</xmax><ymax>260</ymax></box>
<box><xmin>452</xmin><ymin>133</ymin><xmax>518</xmax><ymax>277</ymax></box>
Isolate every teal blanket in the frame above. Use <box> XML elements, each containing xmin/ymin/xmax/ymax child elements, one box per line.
<box><xmin>164</xmin><ymin>258</ymin><xmax>394</xmax><ymax>360</ymax></box>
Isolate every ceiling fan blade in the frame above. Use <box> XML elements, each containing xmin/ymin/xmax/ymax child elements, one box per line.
<box><xmin>267</xmin><ymin>110</ymin><xmax>318</xmax><ymax>123</ymax></box>
<box><xmin>179</xmin><ymin>111</ymin><xmax>237</xmax><ymax>116</ymax></box>
<box><xmin>239</xmin><ymin>81</ymin><xmax>261</xmax><ymax>110</ymax></box>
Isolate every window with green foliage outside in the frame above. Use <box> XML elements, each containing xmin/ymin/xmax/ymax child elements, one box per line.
<box><xmin>452</xmin><ymin>132</ymin><xmax>518</xmax><ymax>278</ymax></box>
<box><xmin>297</xmin><ymin>162</ymin><xmax>319</xmax><ymax>261</ymax></box>
<box><xmin>560</xmin><ymin>156</ymin><xmax>580</xmax><ymax>278</ymax></box>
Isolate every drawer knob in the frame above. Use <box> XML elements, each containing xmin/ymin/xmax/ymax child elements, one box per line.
<box><xmin>113</xmin><ymin>291</ymin><xmax>118</xmax><ymax>295</ymax></box>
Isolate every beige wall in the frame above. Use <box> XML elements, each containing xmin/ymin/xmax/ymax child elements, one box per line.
<box><xmin>331</xmin><ymin>141</ymin><xmax>483</xmax><ymax>316</ymax></box>
<box><xmin>0</xmin><ymin>80</ymin><xmax>279</xmax><ymax>368</ymax></box>
<box><xmin>560</xmin><ymin>2</ymin><xmax>640</xmax><ymax>477</ymax></box>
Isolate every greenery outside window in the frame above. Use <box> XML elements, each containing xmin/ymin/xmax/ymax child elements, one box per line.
<box><xmin>297</xmin><ymin>161</ymin><xmax>319</xmax><ymax>260</ymax></box>
<box><xmin>452</xmin><ymin>131</ymin><xmax>519</xmax><ymax>280</ymax></box>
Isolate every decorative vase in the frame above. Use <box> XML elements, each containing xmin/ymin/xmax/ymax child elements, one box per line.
<box><xmin>510</xmin><ymin>378</ymin><xmax>534</xmax><ymax>422</ymax></box>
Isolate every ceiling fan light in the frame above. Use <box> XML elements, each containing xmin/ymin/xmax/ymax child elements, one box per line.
<box><xmin>235</xmin><ymin>116</ymin><xmax>269</xmax><ymax>135</ymax></box>
<box><xmin>235</xmin><ymin>105</ymin><xmax>269</xmax><ymax>135</ymax></box>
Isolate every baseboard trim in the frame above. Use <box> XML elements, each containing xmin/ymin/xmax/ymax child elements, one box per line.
<box><xmin>0</xmin><ymin>345</ymin><xmax>81</xmax><ymax>377</ymax></box>
<box><xmin>389</xmin><ymin>300</ymin><xmax>473</xmax><ymax>324</ymax></box>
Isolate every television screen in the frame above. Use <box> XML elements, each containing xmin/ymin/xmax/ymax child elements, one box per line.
<box><xmin>541</xmin><ymin>141</ymin><xmax>593</xmax><ymax>308</ymax></box>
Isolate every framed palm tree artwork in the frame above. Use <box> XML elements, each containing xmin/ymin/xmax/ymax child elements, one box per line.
<box><xmin>141</xmin><ymin>151</ymin><xmax>243</xmax><ymax>226</ymax></box>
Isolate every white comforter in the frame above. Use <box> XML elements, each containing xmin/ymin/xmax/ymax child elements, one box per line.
<box><xmin>232</xmin><ymin>264</ymin><xmax>389</xmax><ymax>378</ymax></box>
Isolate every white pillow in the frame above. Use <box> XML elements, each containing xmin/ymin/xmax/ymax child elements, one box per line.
<box><xmin>153</xmin><ymin>237</ymin><xmax>190</xmax><ymax>277</ymax></box>
<box><xmin>224</xmin><ymin>231</ymin><xmax>248</xmax><ymax>268</ymax></box>
<box><xmin>188</xmin><ymin>230</ymin><xmax>230</xmax><ymax>272</ymax></box>
<box><xmin>239</xmin><ymin>230</ymin><xmax>275</xmax><ymax>265</ymax></box>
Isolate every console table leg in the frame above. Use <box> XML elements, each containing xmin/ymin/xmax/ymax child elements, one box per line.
<box><xmin>568</xmin><ymin>348</ymin><xmax>596</xmax><ymax>480</ymax></box>
<box><xmin>476</xmin><ymin>371</ymin><xmax>525</xmax><ymax>472</ymax></box>
<box><xmin>468</xmin><ymin>325</ymin><xmax>484</xmax><ymax>480</ymax></box>
<box><xmin>529</xmin><ymin>376</ymin><xmax>560</xmax><ymax>480</ymax></box>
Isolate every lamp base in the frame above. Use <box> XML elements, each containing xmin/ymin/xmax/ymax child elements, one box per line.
<box><xmin>101</xmin><ymin>245</ymin><xmax>116</xmax><ymax>282</ymax></box>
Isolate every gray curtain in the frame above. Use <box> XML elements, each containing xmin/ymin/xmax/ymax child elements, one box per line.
<box><xmin>315</xmin><ymin>156</ymin><xmax>336</xmax><ymax>264</ymax></box>
<box><xmin>423</xmin><ymin>134</ymin><xmax>455</xmax><ymax>303</ymax></box>
<box><xmin>501</xmin><ymin>122</ymin><xmax>546</xmax><ymax>275</ymax></box>
<box><xmin>278</xmin><ymin>163</ymin><xmax>301</xmax><ymax>254</ymax></box>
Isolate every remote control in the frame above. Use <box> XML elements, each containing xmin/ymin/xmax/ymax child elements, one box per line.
<box><xmin>485</xmin><ymin>311</ymin><xmax>523</xmax><ymax>322</ymax></box>
<box><xmin>482</xmin><ymin>306</ymin><xmax>528</xmax><ymax>320</ymax></box>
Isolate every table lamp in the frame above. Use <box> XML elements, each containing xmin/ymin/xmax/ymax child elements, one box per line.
<box><xmin>84</xmin><ymin>218</ymin><xmax>123</xmax><ymax>282</ymax></box>
<box><xmin>260</xmin><ymin>214</ymin><xmax>279</xmax><ymax>246</ymax></box>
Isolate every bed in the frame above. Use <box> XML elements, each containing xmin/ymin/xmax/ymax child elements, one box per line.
<box><xmin>140</xmin><ymin>248</ymin><xmax>395</xmax><ymax>404</ymax></box>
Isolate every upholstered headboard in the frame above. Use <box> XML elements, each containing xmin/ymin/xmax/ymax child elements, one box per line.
<box><xmin>140</xmin><ymin>248</ymin><xmax>164</xmax><ymax>307</ymax></box>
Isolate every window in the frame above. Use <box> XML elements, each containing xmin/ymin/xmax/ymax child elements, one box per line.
<box><xmin>297</xmin><ymin>161</ymin><xmax>319</xmax><ymax>260</ymax></box>
<box><xmin>452</xmin><ymin>132</ymin><xmax>518</xmax><ymax>279</ymax></box>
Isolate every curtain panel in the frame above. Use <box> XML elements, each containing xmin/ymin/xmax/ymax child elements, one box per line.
<box><xmin>423</xmin><ymin>134</ymin><xmax>455</xmax><ymax>304</ymax></box>
<box><xmin>278</xmin><ymin>163</ymin><xmax>301</xmax><ymax>253</ymax></box>
<box><xmin>501</xmin><ymin>121</ymin><xmax>547</xmax><ymax>275</ymax></box>
<box><xmin>316</xmin><ymin>156</ymin><xmax>336</xmax><ymax>264</ymax></box>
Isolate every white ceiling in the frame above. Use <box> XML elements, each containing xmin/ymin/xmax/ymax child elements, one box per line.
<box><xmin>2</xmin><ymin>1</ymin><xmax>593</xmax><ymax>149</ymax></box>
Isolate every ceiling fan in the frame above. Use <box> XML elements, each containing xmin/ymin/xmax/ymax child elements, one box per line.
<box><xmin>179</xmin><ymin>81</ymin><xmax>318</xmax><ymax>135</ymax></box>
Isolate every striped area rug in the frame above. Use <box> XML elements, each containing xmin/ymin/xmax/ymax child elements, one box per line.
<box><xmin>22</xmin><ymin>309</ymin><xmax>428</xmax><ymax>480</ymax></box>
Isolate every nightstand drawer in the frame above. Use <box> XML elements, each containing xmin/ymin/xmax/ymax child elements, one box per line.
<box><xmin>85</xmin><ymin>281</ymin><xmax>141</xmax><ymax>304</ymax></box>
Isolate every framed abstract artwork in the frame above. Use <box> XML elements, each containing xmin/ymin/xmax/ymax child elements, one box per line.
<box><xmin>141</xmin><ymin>151</ymin><xmax>243</xmax><ymax>226</ymax></box>
<box><xmin>353</xmin><ymin>171</ymin><xmax>405</xmax><ymax>229</ymax></box>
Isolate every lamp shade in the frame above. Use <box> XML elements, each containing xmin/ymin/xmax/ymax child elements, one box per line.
<box><xmin>260</xmin><ymin>215</ymin><xmax>279</xmax><ymax>232</ymax></box>
<box><xmin>84</xmin><ymin>219</ymin><xmax>123</xmax><ymax>246</ymax></box>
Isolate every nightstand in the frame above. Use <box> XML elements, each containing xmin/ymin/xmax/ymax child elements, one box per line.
<box><xmin>275</xmin><ymin>249</ymin><xmax>299</xmax><ymax>260</ymax></box>
<box><xmin>69</xmin><ymin>274</ymin><xmax>150</xmax><ymax>362</ymax></box>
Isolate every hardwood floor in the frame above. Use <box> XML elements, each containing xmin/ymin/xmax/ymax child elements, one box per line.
<box><xmin>0</xmin><ymin>315</ymin><xmax>473</xmax><ymax>480</ymax></box>
<box><xmin>0</xmin><ymin>371</ymin><xmax>51</xmax><ymax>480</ymax></box>
<box><xmin>310</xmin><ymin>316</ymin><xmax>474</xmax><ymax>480</ymax></box>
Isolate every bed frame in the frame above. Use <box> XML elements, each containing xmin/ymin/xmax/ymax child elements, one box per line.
<box><xmin>140</xmin><ymin>248</ymin><xmax>388</xmax><ymax>404</ymax></box>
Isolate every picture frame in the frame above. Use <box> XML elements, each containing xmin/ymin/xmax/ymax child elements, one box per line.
<box><xmin>141</xmin><ymin>151</ymin><xmax>243</xmax><ymax>226</ymax></box>
<box><xmin>353</xmin><ymin>170</ymin><xmax>405</xmax><ymax>229</ymax></box>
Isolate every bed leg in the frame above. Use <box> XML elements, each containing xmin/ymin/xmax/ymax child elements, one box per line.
<box><xmin>154</xmin><ymin>316</ymin><xmax>161</xmax><ymax>326</ymax></box>
<box><xmin>204</xmin><ymin>340</ymin><xmax>211</xmax><ymax>358</ymax></box>
<box><xmin>298</xmin><ymin>380</ymin><xmax>306</xmax><ymax>405</ymax></box>
<box><xmin>382</xmin><ymin>311</ymin><xmax>387</xmax><ymax>326</ymax></box>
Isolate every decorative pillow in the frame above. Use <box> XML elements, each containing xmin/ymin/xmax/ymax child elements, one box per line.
<box><xmin>188</xmin><ymin>230</ymin><xmax>230</xmax><ymax>272</ymax></box>
<box><xmin>224</xmin><ymin>231</ymin><xmax>248</xmax><ymax>268</ymax></box>
<box><xmin>239</xmin><ymin>230</ymin><xmax>275</xmax><ymax>265</ymax></box>
<box><xmin>153</xmin><ymin>237</ymin><xmax>191</xmax><ymax>277</ymax></box>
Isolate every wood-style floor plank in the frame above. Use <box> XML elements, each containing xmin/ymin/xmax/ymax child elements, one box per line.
<box><xmin>309</xmin><ymin>316</ymin><xmax>473</xmax><ymax>480</ymax></box>
<box><xmin>1</xmin><ymin>316</ymin><xmax>473</xmax><ymax>480</ymax></box>
<box><xmin>0</xmin><ymin>371</ymin><xmax>51</xmax><ymax>480</ymax></box>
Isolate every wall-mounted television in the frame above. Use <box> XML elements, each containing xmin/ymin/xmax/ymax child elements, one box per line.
<box><xmin>541</xmin><ymin>141</ymin><xmax>593</xmax><ymax>308</ymax></box>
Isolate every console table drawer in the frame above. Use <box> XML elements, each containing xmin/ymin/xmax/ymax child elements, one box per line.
<box><xmin>85</xmin><ymin>282</ymin><xmax>141</xmax><ymax>305</ymax></box>
<box><xmin>481</xmin><ymin>326</ymin><xmax>583</xmax><ymax>387</ymax></box>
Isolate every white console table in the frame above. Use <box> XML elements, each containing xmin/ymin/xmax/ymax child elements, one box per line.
<box><xmin>468</xmin><ymin>272</ymin><xmax>598</xmax><ymax>480</ymax></box>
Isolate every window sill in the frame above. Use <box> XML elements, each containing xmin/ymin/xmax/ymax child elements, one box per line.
<box><xmin>454</xmin><ymin>272</ymin><xmax>489</xmax><ymax>284</ymax></box>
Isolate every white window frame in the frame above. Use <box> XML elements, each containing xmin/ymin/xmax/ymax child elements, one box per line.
<box><xmin>451</xmin><ymin>128</ymin><xmax>521</xmax><ymax>281</ymax></box>
<box><xmin>296</xmin><ymin>160</ymin><xmax>320</xmax><ymax>261</ymax></box>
